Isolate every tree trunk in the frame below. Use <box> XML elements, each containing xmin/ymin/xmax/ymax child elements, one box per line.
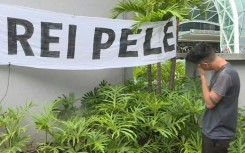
<box><xmin>169</xmin><ymin>19</ymin><xmax>179</xmax><ymax>90</ymax></box>
<box><xmin>147</xmin><ymin>64</ymin><xmax>153</xmax><ymax>93</ymax></box>
<box><xmin>169</xmin><ymin>58</ymin><xmax>176</xmax><ymax>90</ymax></box>
<box><xmin>157</xmin><ymin>63</ymin><xmax>161</xmax><ymax>95</ymax></box>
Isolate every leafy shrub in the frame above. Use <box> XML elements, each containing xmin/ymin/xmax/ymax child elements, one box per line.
<box><xmin>0</xmin><ymin>102</ymin><xmax>33</xmax><ymax>153</ymax></box>
<box><xmin>229</xmin><ymin>107</ymin><xmax>245</xmax><ymax>153</ymax></box>
<box><xmin>1</xmin><ymin>80</ymin><xmax>244</xmax><ymax>152</ymax></box>
<box><xmin>29</xmin><ymin>78</ymin><xmax>204</xmax><ymax>152</ymax></box>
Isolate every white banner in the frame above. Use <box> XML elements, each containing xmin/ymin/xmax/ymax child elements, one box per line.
<box><xmin>0</xmin><ymin>4</ymin><xmax>176</xmax><ymax>70</ymax></box>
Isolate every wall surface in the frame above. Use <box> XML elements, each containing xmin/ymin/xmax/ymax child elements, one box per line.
<box><xmin>0</xmin><ymin>0</ymin><xmax>133</xmax><ymax>142</ymax></box>
<box><xmin>0</xmin><ymin>0</ymin><xmax>121</xmax><ymax>17</ymax></box>
<box><xmin>229</xmin><ymin>60</ymin><xmax>245</xmax><ymax>107</ymax></box>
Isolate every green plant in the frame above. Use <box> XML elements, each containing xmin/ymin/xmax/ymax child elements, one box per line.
<box><xmin>111</xmin><ymin>0</ymin><xmax>206</xmax><ymax>92</ymax></box>
<box><xmin>79</xmin><ymin>80</ymin><xmax>204</xmax><ymax>152</ymax></box>
<box><xmin>32</xmin><ymin>101</ymin><xmax>62</xmax><ymax>149</ymax></box>
<box><xmin>0</xmin><ymin>102</ymin><xmax>33</xmax><ymax>153</ymax></box>
<box><xmin>80</xmin><ymin>80</ymin><xmax>109</xmax><ymax>117</ymax></box>
<box><xmin>180</xmin><ymin>131</ymin><xmax>202</xmax><ymax>153</ymax></box>
<box><xmin>229</xmin><ymin>130</ymin><xmax>245</xmax><ymax>153</ymax></box>
<box><xmin>228</xmin><ymin>107</ymin><xmax>245</xmax><ymax>153</ymax></box>
<box><xmin>0</xmin><ymin>77</ymin><xmax>242</xmax><ymax>153</ymax></box>
<box><xmin>33</xmin><ymin>91</ymin><xmax>111</xmax><ymax>152</ymax></box>
<box><xmin>28</xmin><ymin>76</ymin><xmax>205</xmax><ymax>153</ymax></box>
<box><xmin>53</xmin><ymin>92</ymin><xmax>81</xmax><ymax>120</ymax></box>
<box><xmin>111</xmin><ymin>0</ymin><xmax>205</xmax><ymax>32</ymax></box>
<box><xmin>49</xmin><ymin>116</ymin><xmax>109</xmax><ymax>153</ymax></box>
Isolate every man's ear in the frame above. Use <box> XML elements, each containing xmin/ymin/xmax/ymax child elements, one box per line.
<box><xmin>200</xmin><ymin>62</ymin><xmax>209</xmax><ymax>69</ymax></box>
<box><xmin>203</xmin><ymin>63</ymin><xmax>209</xmax><ymax>67</ymax></box>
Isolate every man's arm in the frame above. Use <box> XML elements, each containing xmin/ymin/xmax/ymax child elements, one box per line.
<box><xmin>199</xmin><ymin>67</ymin><xmax>222</xmax><ymax>109</ymax></box>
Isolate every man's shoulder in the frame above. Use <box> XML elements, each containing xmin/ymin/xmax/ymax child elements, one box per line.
<box><xmin>223</xmin><ymin>64</ymin><xmax>239</xmax><ymax>77</ymax></box>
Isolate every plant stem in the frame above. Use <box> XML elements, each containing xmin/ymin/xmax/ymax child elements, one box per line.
<box><xmin>157</xmin><ymin>63</ymin><xmax>162</xmax><ymax>95</ymax></box>
<box><xmin>45</xmin><ymin>128</ymin><xmax>48</xmax><ymax>144</ymax></box>
<box><xmin>147</xmin><ymin>64</ymin><xmax>153</xmax><ymax>93</ymax></box>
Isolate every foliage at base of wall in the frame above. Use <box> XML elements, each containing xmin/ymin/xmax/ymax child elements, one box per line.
<box><xmin>0</xmin><ymin>74</ymin><xmax>244</xmax><ymax>152</ymax></box>
<box><xmin>0</xmin><ymin>77</ymin><xmax>203</xmax><ymax>153</ymax></box>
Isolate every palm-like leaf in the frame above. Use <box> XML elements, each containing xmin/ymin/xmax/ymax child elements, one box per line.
<box><xmin>95</xmin><ymin>85</ymin><xmax>133</xmax><ymax>113</ymax></box>
<box><xmin>111</xmin><ymin>1</ymin><xmax>146</xmax><ymax>19</ymax></box>
<box><xmin>0</xmin><ymin>102</ymin><xmax>33</xmax><ymax>152</ymax></box>
<box><xmin>229</xmin><ymin>131</ymin><xmax>245</xmax><ymax>153</ymax></box>
<box><xmin>112</xmin><ymin>0</ymin><xmax>206</xmax><ymax>30</ymax></box>
<box><xmin>181</xmin><ymin>131</ymin><xmax>202</xmax><ymax>153</ymax></box>
<box><xmin>112</xmin><ymin>0</ymin><xmax>207</xmax><ymax>93</ymax></box>
<box><xmin>98</xmin><ymin>112</ymin><xmax>137</xmax><ymax>141</ymax></box>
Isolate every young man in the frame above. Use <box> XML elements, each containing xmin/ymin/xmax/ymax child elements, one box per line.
<box><xmin>186</xmin><ymin>42</ymin><xmax>240</xmax><ymax>153</ymax></box>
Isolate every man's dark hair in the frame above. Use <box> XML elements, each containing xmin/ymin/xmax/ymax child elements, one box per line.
<box><xmin>186</xmin><ymin>42</ymin><xmax>216</xmax><ymax>64</ymax></box>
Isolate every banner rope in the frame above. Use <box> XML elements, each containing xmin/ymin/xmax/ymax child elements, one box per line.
<box><xmin>0</xmin><ymin>63</ymin><xmax>11</xmax><ymax>104</ymax></box>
